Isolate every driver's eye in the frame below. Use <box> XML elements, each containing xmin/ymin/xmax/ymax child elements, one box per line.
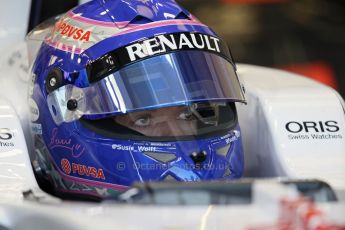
<box><xmin>134</xmin><ymin>116</ymin><xmax>151</xmax><ymax>127</ymax></box>
<box><xmin>177</xmin><ymin>110</ymin><xmax>194</xmax><ymax>121</ymax></box>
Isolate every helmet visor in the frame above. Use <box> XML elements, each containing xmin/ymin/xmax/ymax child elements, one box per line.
<box><xmin>110</xmin><ymin>102</ymin><xmax>237</xmax><ymax>138</ymax></box>
<box><xmin>47</xmin><ymin>51</ymin><xmax>245</xmax><ymax>125</ymax></box>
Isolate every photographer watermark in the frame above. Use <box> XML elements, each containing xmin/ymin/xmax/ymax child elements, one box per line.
<box><xmin>116</xmin><ymin>161</ymin><xmax>228</xmax><ymax>171</ymax></box>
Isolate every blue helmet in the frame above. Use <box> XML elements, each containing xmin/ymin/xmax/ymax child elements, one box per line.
<box><xmin>29</xmin><ymin>0</ymin><xmax>246</xmax><ymax>199</ymax></box>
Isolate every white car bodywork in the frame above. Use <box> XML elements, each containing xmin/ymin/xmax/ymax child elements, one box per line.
<box><xmin>0</xmin><ymin>1</ymin><xmax>344</xmax><ymax>229</ymax></box>
<box><xmin>0</xmin><ymin>0</ymin><xmax>30</xmax><ymax>53</ymax></box>
<box><xmin>236</xmin><ymin>65</ymin><xmax>345</xmax><ymax>193</ymax></box>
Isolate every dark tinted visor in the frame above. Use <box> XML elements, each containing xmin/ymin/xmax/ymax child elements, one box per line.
<box><xmin>47</xmin><ymin>51</ymin><xmax>245</xmax><ymax>125</ymax></box>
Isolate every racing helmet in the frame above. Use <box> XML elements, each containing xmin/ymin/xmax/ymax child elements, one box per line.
<box><xmin>28</xmin><ymin>0</ymin><xmax>246</xmax><ymax>199</ymax></box>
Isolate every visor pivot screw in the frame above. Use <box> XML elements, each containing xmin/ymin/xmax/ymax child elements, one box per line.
<box><xmin>191</xmin><ymin>151</ymin><xmax>208</xmax><ymax>165</ymax></box>
<box><xmin>67</xmin><ymin>99</ymin><xmax>78</xmax><ymax>111</ymax></box>
<box><xmin>49</xmin><ymin>78</ymin><xmax>57</xmax><ymax>87</ymax></box>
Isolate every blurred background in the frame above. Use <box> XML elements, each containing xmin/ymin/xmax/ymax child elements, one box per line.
<box><xmin>28</xmin><ymin>0</ymin><xmax>345</xmax><ymax>97</ymax></box>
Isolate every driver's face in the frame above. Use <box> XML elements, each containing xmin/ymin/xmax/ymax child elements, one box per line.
<box><xmin>114</xmin><ymin>106</ymin><xmax>197</xmax><ymax>137</ymax></box>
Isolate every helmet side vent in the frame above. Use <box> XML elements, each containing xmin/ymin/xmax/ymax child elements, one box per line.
<box><xmin>174</xmin><ymin>12</ymin><xmax>190</xmax><ymax>20</ymax></box>
<box><xmin>130</xmin><ymin>15</ymin><xmax>153</xmax><ymax>24</ymax></box>
<box><xmin>96</xmin><ymin>0</ymin><xmax>194</xmax><ymax>28</ymax></box>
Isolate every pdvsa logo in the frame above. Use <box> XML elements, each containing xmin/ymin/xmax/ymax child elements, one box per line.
<box><xmin>72</xmin><ymin>163</ymin><xmax>105</xmax><ymax>180</ymax></box>
<box><xmin>55</xmin><ymin>22</ymin><xmax>92</xmax><ymax>42</ymax></box>
<box><xmin>285</xmin><ymin>121</ymin><xmax>339</xmax><ymax>133</ymax></box>
<box><xmin>61</xmin><ymin>159</ymin><xmax>106</xmax><ymax>180</ymax></box>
